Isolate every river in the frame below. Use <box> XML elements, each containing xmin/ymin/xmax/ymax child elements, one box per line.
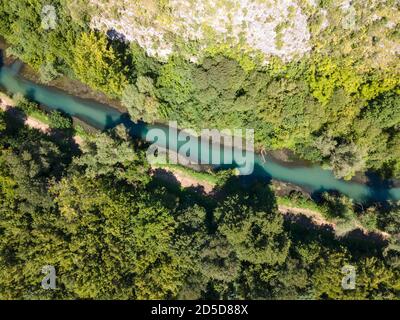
<box><xmin>1</xmin><ymin>62</ymin><xmax>400</xmax><ymax>203</ymax></box>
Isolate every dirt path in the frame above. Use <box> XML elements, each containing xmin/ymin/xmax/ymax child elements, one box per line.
<box><xmin>155</xmin><ymin>165</ymin><xmax>390</xmax><ymax>240</ymax></box>
<box><xmin>151</xmin><ymin>166</ymin><xmax>215</xmax><ymax>193</ymax></box>
<box><xmin>1</xmin><ymin>101</ymin><xmax>50</xmax><ymax>133</ymax></box>
<box><xmin>0</xmin><ymin>93</ymin><xmax>15</xmax><ymax>107</ymax></box>
<box><xmin>153</xmin><ymin>166</ymin><xmax>333</xmax><ymax>227</ymax></box>
<box><xmin>0</xmin><ymin>94</ymin><xmax>83</xmax><ymax>146</ymax></box>
<box><xmin>24</xmin><ymin>116</ymin><xmax>50</xmax><ymax>132</ymax></box>
<box><xmin>278</xmin><ymin>204</ymin><xmax>390</xmax><ymax>239</ymax></box>
<box><xmin>277</xmin><ymin>205</ymin><xmax>335</xmax><ymax>228</ymax></box>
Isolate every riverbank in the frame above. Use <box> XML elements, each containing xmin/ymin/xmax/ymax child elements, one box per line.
<box><xmin>0</xmin><ymin>91</ymin><xmax>84</xmax><ymax>145</ymax></box>
<box><xmin>1</xmin><ymin>90</ymin><xmax>391</xmax><ymax>242</ymax></box>
<box><xmin>152</xmin><ymin>161</ymin><xmax>390</xmax><ymax>241</ymax></box>
<box><xmin>20</xmin><ymin>64</ymin><xmax>126</xmax><ymax>113</ymax></box>
<box><xmin>1</xmin><ymin>43</ymin><xmax>400</xmax><ymax>202</ymax></box>
<box><xmin>2</xmin><ymin>41</ymin><xmax>397</xmax><ymax>191</ymax></box>
<box><xmin>0</xmin><ymin>37</ymin><xmax>16</xmax><ymax>66</ymax></box>
<box><xmin>0</xmin><ymin>40</ymin><xmax>336</xmax><ymax>178</ymax></box>
<box><xmin>0</xmin><ymin>36</ymin><xmax>125</xmax><ymax>113</ymax></box>
<box><xmin>19</xmin><ymin>63</ymin><xmax>400</xmax><ymax>190</ymax></box>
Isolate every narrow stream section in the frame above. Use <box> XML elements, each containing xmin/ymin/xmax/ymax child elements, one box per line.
<box><xmin>1</xmin><ymin>64</ymin><xmax>400</xmax><ymax>203</ymax></box>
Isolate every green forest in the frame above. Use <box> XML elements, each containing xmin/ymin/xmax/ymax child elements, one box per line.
<box><xmin>0</xmin><ymin>0</ymin><xmax>400</xmax><ymax>300</ymax></box>
<box><xmin>1</xmin><ymin>0</ymin><xmax>399</xmax><ymax>180</ymax></box>
<box><xmin>1</xmin><ymin>109</ymin><xmax>400</xmax><ymax>299</ymax></box>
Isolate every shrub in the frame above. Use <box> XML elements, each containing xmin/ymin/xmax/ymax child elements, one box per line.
<box><xmin>48</xmin><ymin>110</ymin><xmax>73</xmax><ymax>129</ymax></box>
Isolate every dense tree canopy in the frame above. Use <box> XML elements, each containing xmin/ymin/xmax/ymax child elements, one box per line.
<box><xmin>73</xmin><ymin>32</ymin><xmax>128</xmax><ymax>97</ymax></box>
<box><xmin>1</xmin><ymin>0</ymin><xmax>399</xmax><ymax>179</ymax></box>
<box><xmin>0</xmin><ymin>107</ymin><xmax>399</xmax><ymax>300</ymax></box>
<box><xmin>0</xmin><ymin>0</ymin><xmax>399</xmax><ymax>300</ymax></box>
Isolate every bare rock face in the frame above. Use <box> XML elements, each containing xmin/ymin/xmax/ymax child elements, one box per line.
<box><xmin>86</xmin><ymin>0</ymin><xmax>400</xmax><ymax>71</ymax></box>
<box><xmin>89</xmin><ymin>0</ymin><xmax>313</xmax><ymax>62</ymax></box>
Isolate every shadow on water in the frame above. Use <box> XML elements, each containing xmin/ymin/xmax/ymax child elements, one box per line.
<box><xmin>3</xmin><ymin>103</ymin><xmax>81</xmax><ymax>160</ymax></box>
<box><xmin>0</xmin><ymin>53</ymin><xmax>392</xmax><ymax>255</ymax></box>
<box><xmin>363</xmin><ymin>171</ymin><xmax>395</xmax><ymax>204</ymax></box>
<box><xmin>1</xmin><ymin>60</ymin><xmax>400</xmax><ymax>204</ymax></box>
<box><xmin>25</xmin><ymin>87</ymin><xmax>35</xmax><ymax>102</ymax></box>
<box><xmin>104</xmin><ymin>113</ymin><xmax>128</xmax><ymax>130</ymax></box>
<box><xmin>127</xmin><ymin>119</ymin><xmax>148</xmax><ymax>139</ymax></box>
<box><xmin>215</xmin><ymin>161</ymin><xmax>273</xmax><ymax>187</ymax></box>
<box><xmin>251</xmin><ymin>162</ymin><xmax>273</xmax><ymax>184</ymax></box>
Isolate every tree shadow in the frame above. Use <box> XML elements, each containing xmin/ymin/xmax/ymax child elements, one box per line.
<box><xmin>283</xmin><ymin>212</ymin><xmax>337</xmax><ymax>245</ymax></box>
<box><xmin>4</xmin><ymin>99</ymin><xmax>81</xmax><ymax>161</ymax></box>
<box><xmin>339</xmin><ymin>228</ymin><xmax>389</xmax><ymax>256</ymax></box>
<box><xmin>212</xmin><ymin>173</ymin><xmax>277</xmax><ymax>214</ymax></box>
<box><xmin>3</xmin><ymin>106</ymin><xmax>27</xmax><ymax>133</ymax></box>
<box><xmin>104</xmin><ymin>113</ymin><xmax>129</xmax><ymax>131</ymax></box>
<box><xmin>284</xmin><ymin>211</ymin><xmax>334</xmax><ymax>233</ymax></box>
<box><xmin>151</xmin><ymin>167</ymin><xmax>212</xmax><ymax>198</ymax></box>
<box><xmin>149</xmin><ymin>167</ymin><xmax>216</xmax><ymax>230</ymax></box>
<box><xmin>47</xmin><ymin>127</ymin><xmax>81</xmax><ymax>155</ymax></box>
<box><xmin>363</xmin><ymin>170</ymin><xmax>395</xmax><ymax>203</ymax></box>
<box><xmin>106</xmin><ymin>29</ymin><xmax>127</xmax><ymax>43</ymax></box>
<box><xmin>151</xmin><ymin>167</ymin><xmax>182</xmax><ymax>190</ymax></box>
<box><xmin>2</xmin><ymin>107</ymin><xmax>80</xmax><ymax>180</ymax></box>
<box><xmin>310</xmin><ymin>187</ymin><xmax>348</xmax><ymax>218</ymax></box>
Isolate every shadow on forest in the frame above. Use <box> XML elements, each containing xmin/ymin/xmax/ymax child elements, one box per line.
<box><xmin>151</xmin><ymin>167</ymin><xmax>210</xmax><ymax>197</ymax></box>
<box><xmin>3</xmin><ymin>105</ymin><xmax>390</xmax><ymax>257</ymax></box>
<box><xmin>364</xmin><ymin>171</ymin><xmax>395</xmax><ymax>203</ymax></box>
<box><xmin>151</xmin><ymin>167</ymin><xmax>389</xmax><ymax>255</ymax></box>
<box><xmin>3</xmin><ymin>104</ymin><xmax>81</xmax><ymax>161</ymax></box>
<box><xmin>284</xmin><ymin>210</ymin><xmax>388</xmax><ymax>255</ymax></box>
<box><xmin>311</xmin><ymin>188</ymin><xmax>348</xmax><ymax>217</ymax></box>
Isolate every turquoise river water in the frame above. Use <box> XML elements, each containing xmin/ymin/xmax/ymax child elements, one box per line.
<box><xmin>1</xmin><ymin>63</ymin><xmax>399</xmax><ymax>203</ymax></box>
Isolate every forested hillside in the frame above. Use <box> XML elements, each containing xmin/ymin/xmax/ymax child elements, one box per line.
<box><xmin>1</xmin><ymin>109</ymin><xmax>399</xmax><ymax>299</ymax></box>
<box><xmin>0</xmin><ymin>0</ymin><xmax>399</xmax><ymax>179</ymax></box>
<box><xmin>0</xmin><ymin>0</ymin><xmax>400</xmax><ymax>300</ymax></box>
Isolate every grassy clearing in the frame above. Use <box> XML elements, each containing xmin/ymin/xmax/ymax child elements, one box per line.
<box><xmin>28</xmin><ymin>109</ymin><xmax>51</xmax><ymax>125</ymax></box>
<box><xmin>73</xmin><ymin>124</ymin><xmax>93</xmax><ymax>140</ymax></box>
<box><xmin>1</xmin><ymin>90</ymin><xmax>93</xmax><ymax>142</ymax></box>
<box><xmin>276</xmin><ymin>195</ymin><xmax>328</xmax><ymax>215</ymax></box>
<box><xmin>152</xmin><ymin>163</ymin><xmax>219</xmax><ymax>185</ymax></box>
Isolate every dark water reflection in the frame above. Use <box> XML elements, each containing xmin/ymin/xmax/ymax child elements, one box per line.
<box><xmin>1</xmin><ymin>62</ymin><xmax>400</xmax><ymax>203</ymax></box>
